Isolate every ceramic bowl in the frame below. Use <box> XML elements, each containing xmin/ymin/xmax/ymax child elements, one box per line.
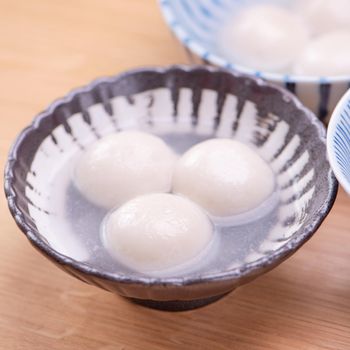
<box><xmin>327</xmin><ymin>89</ymin><xmax>350</xmax><ymax>193</ymax></box>
<box><xmin>5</xmin><ymin>66</ymin><xmax>337</xmax><ymax>311</ymax></box>
<box><xmin>159</xmin><ymin>0</ymin><xmax>350</xmax><ymax>123</ymax></box>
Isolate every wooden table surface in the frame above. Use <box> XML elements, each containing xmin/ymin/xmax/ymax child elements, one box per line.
<box><xmin>1</xmin><ymin>1</ymin><xmax>350</xmax><ymax>349</ymax></box>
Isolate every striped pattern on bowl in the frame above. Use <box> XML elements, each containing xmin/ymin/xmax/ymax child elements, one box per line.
<box><xmin>24</xmin><ymin>82</ymin><xmax>315</xmax><ymax>264</ymax></box>
<box><xmin>328</xmin><ymin>89</ymin><xmax>350</xmax><ymax>194</ymax></box>
<box><xmin>5</xmin><ymin>66</ymin><xmax>337</xmax><ymax>302</ymax></box>
<box><xmin>159</xmin><ymin>0</ymin><xmax>350</xmax><ymax>122</ymax></box>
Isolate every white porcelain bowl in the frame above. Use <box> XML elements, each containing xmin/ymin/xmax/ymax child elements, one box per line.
<box><xmin>159</xmin><ymin>0</ymin><xmax>350</xmax><ymax>123</ymax></box>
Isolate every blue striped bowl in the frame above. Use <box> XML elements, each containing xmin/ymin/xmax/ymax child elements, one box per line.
<box><xmin>327</xmin><ymin>89</ymin><xmax>350</xmax><ymax>193</ymax></box>
<box><xmin>159</xmin><ymin>0</ymin><xmax>350</xmax><ymax>123</ymax></box>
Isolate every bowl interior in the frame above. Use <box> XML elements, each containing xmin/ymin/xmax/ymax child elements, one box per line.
<box><xmin>6</xmin><ymin>66</ymin><xmax>335</xmax><ymax>283</ymax></box>
<box><xmin>161</xmin><ymin>0</ymin><xmax>295</xmax><ymax>77</ymax></box>
<box><xmin>160</xmin><ymin>0</ymin><xmax>350</xmax><ymax>84</ymax></box>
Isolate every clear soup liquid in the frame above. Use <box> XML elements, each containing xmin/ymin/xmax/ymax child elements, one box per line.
<box><xmin>47</xmin><ymin>132</ymin><xmax>279</xmax><ymax>278</ymax></box>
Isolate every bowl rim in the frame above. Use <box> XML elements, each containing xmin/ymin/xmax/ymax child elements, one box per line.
<box><xmin>327</xmin><ymin>88</ymin><xmax>350</xmax><ymax>194</ymax></box>
<box><xmin>158</xmin><ymin>0</ymin><xmax>350</xmax><ymax>84</ymax></box>
<box><xmin>4</xmin><ymin>65</ymin><xmax>338</xmax><ymax>287</ymax></box>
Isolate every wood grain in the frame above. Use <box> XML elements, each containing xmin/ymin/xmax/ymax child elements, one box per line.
<box><xmin>0</xmin><ymin>1</ymin><xmax>349</xmax><ymax>349</ymax></box>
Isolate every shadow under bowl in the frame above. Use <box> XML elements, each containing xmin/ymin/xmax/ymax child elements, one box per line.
<box><xmin>4</xmin><ymin>65</ymin><xmax>337</xmax><ymax>311</ymax></box>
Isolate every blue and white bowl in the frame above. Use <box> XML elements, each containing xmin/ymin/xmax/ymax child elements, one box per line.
<box><xmin>159</xmin><ymin>0</ymin><xmax>350</xmax><ymax>123</ymax></box>
<box><xmin>327</xmin><ymin>89</ymin><xmax>350</xmax><ymax>194</ymax></box>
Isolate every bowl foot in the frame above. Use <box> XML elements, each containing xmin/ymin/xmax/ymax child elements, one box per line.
<box><xmin>128</xmin><ymin>293</ymin><xmax>229</xmax><ymax>311</ymax></box>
